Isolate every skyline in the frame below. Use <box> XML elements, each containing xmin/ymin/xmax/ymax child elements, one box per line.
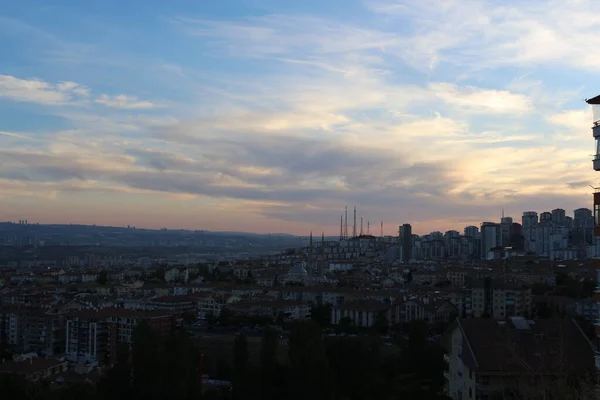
<box><xmin>1</xmin><ymin>0</ymin><xmax>599</xmax><ymax>235</ymax></box>
<box><xmin>1</xmin><ymin>201</ymin><xmax>589</xmax><ymax>238</ymax></box>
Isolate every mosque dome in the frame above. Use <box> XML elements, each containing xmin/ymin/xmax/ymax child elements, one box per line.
<box><xmin>286</xmin><ymin>262</ymin><xmax>309</xmax><ymax>282</ymax></box>
<box><xmin>287</xmin><ymin>262</ymin><xmax>308</xmax><ymax>277</ymax></box>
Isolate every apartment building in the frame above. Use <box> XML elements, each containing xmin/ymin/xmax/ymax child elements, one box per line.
<box><xmin>197</xmin><ymin>294</ymin><xmax>241</xmax><ymax>321</ymax></box>
<box><xmin>331</xmin><ymin>301</ymin><xmax>400</xmax><ymax>327</ymax></box>
<box><xmin>443</xmin><ymin>317</ymin><xmax>594</xmax><ymax>400</ymax></box>
<box><xmin>469</xmin><ymin>278</ymin><xmax>532</xmax><ymax>319</ymax></box>
<box><xmin>65</xmin><ymin>308</ymin><xmax>175</xmax><ymax>365</ymax></box>
<box><xmin>0</xmin><ymin>355</ymin><xmax>69</xmax><ymax>382</ymax></box>
<box><xmin>0</xmin><ymin>308</ymin><xmax>26</xmax><ymax>349</ymax></box>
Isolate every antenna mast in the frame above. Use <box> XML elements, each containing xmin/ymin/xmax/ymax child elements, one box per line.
<box><xmin>344</xmin><ymin>206</ymin><xmax>348</xmax><ymax>240</ymax></box>
<box><xmin>353</xmin><ymin>206</ymin><xmax>357</xmax><ymax>238</ymax></box>
<box><xmin>380</xmin><ymin>221</ymin><xmax>383</xmax><ymax>237</ymax></box>
<box><xmin>367</xmin><ymin>221</ymin><xmax>370</xmax><ymax>235</ymax></box>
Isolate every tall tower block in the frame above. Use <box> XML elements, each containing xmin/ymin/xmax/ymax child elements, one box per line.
<box><xmin>585</xmin><ymin>94</ymin><xmax>600</xmax><ymax>367</ymax></box>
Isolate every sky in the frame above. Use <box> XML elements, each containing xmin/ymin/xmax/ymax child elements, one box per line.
<box><xmin>1</xmin><ymin>0</ymin><xmax>599</xmax><ymax>235</ymax></box>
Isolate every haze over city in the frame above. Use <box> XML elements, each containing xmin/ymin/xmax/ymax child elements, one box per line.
<box><xmin>1</xmin><ymin>0</ymin><xmax>598</xmax><ymax>235</ymax></box>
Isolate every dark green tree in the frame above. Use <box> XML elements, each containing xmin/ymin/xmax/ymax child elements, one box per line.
<box><xmin>156</xmin><ymin>331</ymin><xmax>200</xmax><ymax>400</ymax></box>
<box><xmin>97</xmin><ymin>270</ymin><xmax>109</xmax><ymax>285</ymax></box>
<box><xmin>97</xmin><ymin>342</ymin><xmax>132</xmax><ymax>400</ymax></box>
<box><xmin>288</xmin><ymin>320</ymin><xmax>334</xmax><ymax>400</ymax></box>
<box><xmin>260</xmin><ymin>327</ymin><xmax>279</xmax><ymax>400</ymax></box>
<box><xmin>181</xmin><ymin>312</ymin><xmax>197</xmax><ymax>326</ymax></box>
<box><xmin>335</xmin><ymin>317</ymin><xmax>354</xmax><ymax>334</ymax></box>
<box><xmin>131</xmin><ymin>321</ymin><xmax>161</xmax><ymax>400</ymax></box>
<box><xmin>232</xmin><ymin>333</ymin><xmax>249</xmax><ymax>400</ymax></box>
<box><xmin>310</xmin><ymin>303</ymin><xmax>332</xmax><ymax>328</ymax></box>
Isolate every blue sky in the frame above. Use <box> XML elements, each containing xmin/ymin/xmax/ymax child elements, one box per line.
<box><xmin>1</xmin><ymin>0</ymin><xmax>599</xmax><ymax>235</ymax></box>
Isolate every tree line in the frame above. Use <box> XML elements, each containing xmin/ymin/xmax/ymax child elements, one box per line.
<box><xmin>0</xmin><ymin>318</ymin><xmax>450</xmax><ymax>400</ymax></box>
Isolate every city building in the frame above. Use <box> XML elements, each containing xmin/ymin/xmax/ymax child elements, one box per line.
<box><xmin>399</xmin><ymin>224</ymin><xmax>412</xmax><ymax>263</ymax></box>
<box><xmin>443</xmin><ymin>317</ymin><xmax>595</xmax><ymax>399</ymax></box>
<box><xmin>586</xmin><ymin>94</ymin><xmax>600</xmax><ymax>370</ymax></box>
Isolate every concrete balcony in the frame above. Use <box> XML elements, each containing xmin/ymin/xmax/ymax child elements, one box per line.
<box><xmin>443</xmin><ymin>371</ymin><xmax>451</xmax><ymax>381</ymax></box>
<box><xmin>594</xmin><ymin>157</ymin><xmax>600</xmax><ymax>172</ymax></box>
<box><xmin>443</xmin><ymin>353</ymin><xmax>450</xmax><ymax>363</ymax></box>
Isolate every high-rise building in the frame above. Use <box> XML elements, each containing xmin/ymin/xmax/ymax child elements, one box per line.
<box><xmin>399</xmin><ymin>224</ymin><xmax>412</xmax><ymax>263</ymax></box>
<box><xmin>500</xmin><ymin>216</ymin><xmax>513</xmax><ymax>247</ymax></box>
<box><xmin>464</xmin><ymin>226</ymin><xmax>479</xmax><ymax>239</ymax></box>
<box><xmin>521</xmin><ymin>211</ymin><xmax>538</xmax><ymax>252</ymax></box>
<box><xmin>480</xmin><ymin>222</ymin><xmax>501</xmax><ymax>259</ymax></box>
<box><xmin>540</xmin><ymin>212</ymin><xmax>552</xmax><ymax>223</ymax></box>
<box><xmin>585</xmin><ymin>94</ymin><xmax>600</xmax><ymax>367</ymax></box>
<box><xmin>551</xmin><ymin>208</ymin><xmax>566</xmax><ymax>226</ymax></box>
<box><xmin>509</xmin><ymin>223</ymin><xmax>525</xmax><ymax>250</ymax></box>
<box><xmin>573</xmin><ymin>208</ymin><xmax>594</xmax><ymax>246</ymax></box>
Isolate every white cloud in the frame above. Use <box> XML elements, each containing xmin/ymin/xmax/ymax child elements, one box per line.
<box><xmin>367</xmin><ymin>0</ymin><xmax>600</xmax><ymax>72</ymax></box>
<box><xmin>0</xmin><ymin>74</ymin><xmax>69</xmax><ymax>105</ymax></box>
<box><xmin>95</xmin><ymin>94</ymin><xmax>156</xmax><ymax>110</ymax></box>
<box><xmin>0</xmin><ymin>75</ymin><xmax>90</xmax><ymax>105</ymax></box>
<box><xmin>430</xmin><ymin>83</ymin><xmax>533</xmax><ymax>115</ymax></box>
<box><xmin>549</xmin><ymin>109</ymin><xmax>592</xmax><ymax>131</ymax></box>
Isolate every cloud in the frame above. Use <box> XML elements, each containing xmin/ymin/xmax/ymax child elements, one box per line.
<box><xmin>548</xmin><ymin>109</ymin><xmax>591</xmax><ymax>131</ymax></box>
<box><xmin>1</xmin><ymin>2</ymin><xmax>599</xmax><ymax>234</ymax></box>
<box><xmin>367</xmin><ymin>0</ymin><xmax>600</xmax><ymax>72</ymax></box>
<box><xmin>95</xmin><ymin>94</ymin><xmax>157</xmax><ymax>109</ymax></box>
<box><xmin>430</xmin><ymin>83</ymin><xmax>533</xmax><ymax>115</ymax></box>
<box><xmin>0</xmin><ymin>75</ymin><xmax>74</xmax><ymax>105</ymax></box>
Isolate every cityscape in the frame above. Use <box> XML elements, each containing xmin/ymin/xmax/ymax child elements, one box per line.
<box><xmin>2</xmin><ymin>1</ymin><xmax>600</xmax><ymax>400</ymax></box>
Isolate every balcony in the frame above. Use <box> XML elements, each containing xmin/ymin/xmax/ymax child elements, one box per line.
<box><xmin>594</xmin><ymin>156</ymin><xmax>600</xmax><ymax>172</ymax></box>
<box><xmin>595</xmin><ymin>352</ymin><xmax>600</xmax><ymax>370</ymax></box>
<box><xmin>443</xmin><ymin>371</ymin><xmax>451</xmax><ymax>381</ymax></box>
<box><xmin>443</xmin><ymin>353</ymin><xmax>450</xmax><ymax>363</ymax></box>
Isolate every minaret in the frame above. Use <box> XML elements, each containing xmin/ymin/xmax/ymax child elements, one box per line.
<box><xmin>340</xmin><ymin>214</ymin><xmax>343</xmax><ymax>240</ymax></box>
<box><xmin>308</xmin><ymin>231</ymin><xmax>313</xmax><ymax>277</ymax></box>
<box><xmin>319</xmin><ymin>232</ymin><xmax>326</xmax><ymax>276</ymax></box>
<box><xmin>381</xmin><ymin>221</ymin><xmax>383</xmax><ymax>237</ymax></box>
<box><xmin>353</xmin><ymin>206</ymin><xmax>357</xmax><ymax>238</ymax></box>
<box><xmin>344</xmin><ymin>206</ymin><xmax>348</xmax><ymax>239</ymax></box>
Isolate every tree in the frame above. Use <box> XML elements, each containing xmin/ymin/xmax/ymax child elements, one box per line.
<box><xmin>156</xmin><ymin>330</ymin><xmax>200</xmax><ymax>400</ymax></box>
<box><xmin>196</xmin><ymin>264</ymin><xmax>211</xmax><ymax>280</ymax></box>
<box><xmin>326</xmin><ymin>336</ymin><xmax>385</xmax><ymax>400</ymax></box>
<box><xmin>310</xmin><ymin>303</ymin><xmax>332</xmax><ymax>329</ymax></box>
<box><xmin>260</xmin><ymin>327</ymin><xmax>279</xmax><ymax>400</ymax></box>
<box><xmin>205</xmin><ymin>312</ymin><xmax>218</xmax><ymax>326</ymax></box>
<box><xmin>97</xmin><ymin>343</ymin><xmax>132</xmax><ymax>400</ymax></box>
<box><xmin>218</xmin><ymin>307</ymin><xmax>236</xmax><ymax>326</ymax></box>
<box><xmin>336</xmin><ymin>317</ymin><xmax>354</xmax><ymax>334</ymax></box>
<box><xmin>181</xmin><ymin>312</ymin><xmax>197</xmax><ymax>326</ymax></box>
<box><xmin>97</xmin><ymin>270</ymin><xmax>109</xmax><ymax>285</ymax></box>
<box><xmin>531</xmin><ymin>282</ymin><xmax>552</xmax><ymax>295</ymax></box>
<box><xmin>371</xmin><ymin>312</ymin><xmax>389</xmax><ymax>335</ymax></box>
<box><xmin>232</xmin><ymin>334</ymin><xmax>249</xmax><ymax>400</ymax></box>
<box><xmin>288</xmin><ymin>320</ymin><xmax>334</xmax><ymax>400</ymax></box>
<box><xmin>131</xmin><ymin>321</ymin><xmax>161</xmax><ymax>399</ymax></box>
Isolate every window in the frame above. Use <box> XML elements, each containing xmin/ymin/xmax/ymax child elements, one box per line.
<box><xmin>596</xmin><ymin>204</ymin><xmax>600</xmax><ymax>226</ymax></box>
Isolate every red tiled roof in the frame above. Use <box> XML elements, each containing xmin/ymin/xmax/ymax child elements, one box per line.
<box><xmin>0</xmin><ymin>357</ymin><xmax>67</xmax><ymax>375</ymax></box>
<box><xmin>457</xmin><ymin>318</ymin><xmax>594</xmax><ymax>373</ymax></box>
<box><xmin>65</xmin><ymin>307</ymin><xmax>173</xmax><ymax>319</ymax></box>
